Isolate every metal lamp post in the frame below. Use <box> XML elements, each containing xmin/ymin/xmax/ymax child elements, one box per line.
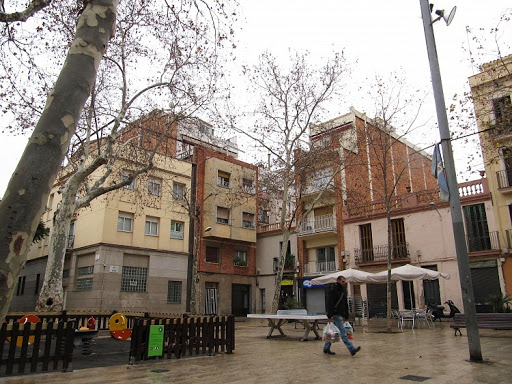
<box><xmin>419</xmin><ymin>0</ymin><xmax>482</xmax><ymax>361</ymax></box>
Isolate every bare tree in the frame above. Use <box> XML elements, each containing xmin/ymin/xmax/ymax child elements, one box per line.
<box><xmin>0</xmin><ymin>0</ymin><xmax>235</xmax><ymax>321</ymax></box>
<box><xmin>0</xmin><ymin>0</ymin><xmax>118</xmax><ymax>323</ymax></box>
<box><xmin>347</xmin><ymin>74</ymin><xmax>433</xmax><ymax>331</ymax></box>
<box><xmin>229</xmin><ymin>50</ymin><xmax>347</xmax><ymax>312</ymax></box>
<box><xmin>34</xmin><ymin>0</ymin><xmax>234</xmax><ymax>312</ymax></box>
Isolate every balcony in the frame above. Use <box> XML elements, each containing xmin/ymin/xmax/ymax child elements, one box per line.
<box><xmin>303</xmin><ymin>260</ymin><xmax>337</xmax><ymax>275</ymax></box>
<box><xmin>466</xmin><ymin>231</ymin><xmax>500</xmax><ymax>253</ymax></box>
<box><xmin>354</xmin><ymin>243</ymin><xmax>410</xmax><ymax>264</ymax></box>
<box><xmin>298</xmin><ymin>214</ymin><xmax>337</xmax><ymax>236</ymax></box>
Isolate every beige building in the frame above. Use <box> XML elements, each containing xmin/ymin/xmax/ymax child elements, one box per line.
<box><xmin>193</xmin><ymin>146</ymin><xmax>258</xmax><ymax>316</ymax></box>
<box><xmin>469</xmin><ymin>54</ymin><xmax>512</xmax><ymax>297</ymax></box>
<box><xmin>11</xmin><ymin>152</ymin><xmax>193</xmax><ymax>313</ymax></box>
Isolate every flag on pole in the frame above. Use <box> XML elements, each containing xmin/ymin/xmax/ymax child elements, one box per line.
<box><xmin>432</xmin><ymin>143</ymin><xmax>450</xmax><ymax>202</ymax></box>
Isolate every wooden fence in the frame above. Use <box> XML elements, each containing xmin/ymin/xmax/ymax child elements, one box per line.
<box><xmin>1</xmin><ymin>312</ymin><xmax>235</xmax><ymax>376</ymax></box>
<box><xmin>0</xmin><ymin>320</ymin><xmax>75</xmax><ymax>376</ymax></box>
<box><xmin>129</xmin><ymin>315</ymin><xmax>235</xmax><ymax>363</ymax></box>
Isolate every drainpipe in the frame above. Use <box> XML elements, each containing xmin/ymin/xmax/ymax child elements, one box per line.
<box><xmin>186</xmin><ymin>162</ymin><xmax>197</xmax><ymax>313</ymax></box>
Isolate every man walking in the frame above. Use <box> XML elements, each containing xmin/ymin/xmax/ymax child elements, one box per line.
<box><xmin>323</xmin><ymin>276</ymin><xmax>361</xmax><ymax>356</ymax></box>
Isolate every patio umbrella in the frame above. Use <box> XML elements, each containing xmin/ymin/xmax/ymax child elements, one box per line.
<box><xmin>366</xmin><ymin>264</ymin><xmax>450</xmax><ymax>283</ymax></box>
<box><xmin>310</xmin><ymin>268</ymin><xmax>375</xmax><ymax>285</ymax></box>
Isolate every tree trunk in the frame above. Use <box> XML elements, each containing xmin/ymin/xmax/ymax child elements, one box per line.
<box><xmin>35</xmin><ymin>179</ymin><xmax>80</xmax><ymax>312</ymax></box>
<box><xmin>271</xmin><ymin>230</ymin><xmax>292</xmax><ymax>313</ymax></box>
<box><xmin>0</xmin><ymin>1</ymin><xmax>117</xmax><ymax>323</ymax></box>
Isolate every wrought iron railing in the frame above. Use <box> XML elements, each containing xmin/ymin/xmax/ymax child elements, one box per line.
<box><xmin>466</xmin><ymin>231</ymin><xmax>500</xmax><ymax>252</ymax></box>
<box><xmin>354</xmin><ymin>243</ymin><xmax>410</xmax><ymax>264</ymax></box>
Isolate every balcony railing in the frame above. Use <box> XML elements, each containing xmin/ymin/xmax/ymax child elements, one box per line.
<box><xmin>496</xmin><ymin>170</ymin><xmax>512</xmax><ymax>189</ymax></box>
<box><xmin>298</xmin><ymin>214</ymin><xmax>336</xmax><ymax>236</ymax></box>
<box><xmin>466</xmin><ymin>231</ymin><xmax>500</xmax><ymax>253</ymax></box>
<box><xmin>303</xmin><ymin>260</ymin><xmax>337</xmax><ymax>275</ymax></box>
<box><xmin>354</xmin><ymin>243</ymin><xmax>410</xmax><ymax>264</ymax></box>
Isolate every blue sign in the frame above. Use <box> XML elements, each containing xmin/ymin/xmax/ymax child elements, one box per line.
<box><xmin>303</xmin><ymin>279</ymin><xmax>324</xmax><ymax>288</ymax></box>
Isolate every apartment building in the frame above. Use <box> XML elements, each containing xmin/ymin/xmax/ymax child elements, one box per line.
<box><xmin>193</xmin><ymin>146</ymin><xmax>258</xmax><ymax>316</ymax></box>
<box><xmin>11</xmin><ymin>112</ymin><xmax>257</xmax><ymax>316</ymax></box>
<box><xmin>469</xmin><ymin>54</ymin><xmax>512</xmax><ymax>297</ymax></box>
<box><xmin>292</xmin><ymin>107</ymin><xmax>501</xmax><ymax>316</ymax></box>
<box><xmin>12</xmin><ymin>151</ymin><xmax>193</xmax><ymax>313</ymax></box>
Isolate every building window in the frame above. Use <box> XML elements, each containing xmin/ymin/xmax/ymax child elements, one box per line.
<box><xmin>34</xmin><ymin>274</ymin><xmax>40</xmax><ymax>295</ymax></box>
<box><xmin>217</xmin><ymin>206</ymin><xmax>230</xmax><ymax>224</ymax></box>
<box><xmin>76</xmin><ymin>277</ymin><xmax>93</xmax><ymax>291</ymax></box>
<box><xmin>122</xmin><ymin>171</ymin><xmax>136</xmax><ymax>189</ymax></box>
<box><xmin>273</xmin><ymin>257</ymin><xmax>279</xmax><ymax>271</ymax></box>
<box><xmin>171</xmin><ymin>220</ymin><xmax>184</xmax><ymax>239</ymax></box>
<box><xmin>145</xmin><ymin>216</ymin><xmax>159</xmax><ymax>236</ymax></box>
<box><xmin>121</xmin><ymin>266</ymin><xmax>148</xmax><ymax>292</ymax></box>
<box><xmin>464</xmin><ymin>203</ymin><xmax>491</xmax><ymax>252</ymax></box>
<box><xmin>217</xmin><ymin>170</ymin><xmax>230</xmax><ymax>188</ymax></box>
<box><xmin>391</xmin><ymin>218</ymin><xmax>408</xmax><ymax>258</ymax></box>
<box><xmin>234</xmin><ymin>250</ymin><xmax>248</xmax><ymax>267</ymax></box>
<box><xmin>258</xmin><ymin>209</ymin><xmax>269</xmax><ymax>224</ymax></box>
<box><xmin>242</xmin><ymin>212</ymin><xmax>255</xmax><ymax>229</ymax></box>
<box><xmin>16</xmin><ymin>276</ymin><xmax>26</xmax><ymax>296</ymax></box>
<box><xmin>492</xmin><ymin>95</ymin><xmax>512</xmax><ymax>131</ymax></box>
<box><xmin>206</xmin><ymin>246</ymin><xmax>220</xmax><ymax>264</ymax></box>
<box><xmin>77</xmin><ymin>265</ymin><xmax>94</xmax><ymax>276</ymax></box>
<box><xmin>316</xmin><ymin>246</ymin><xmax>335</xmax><ymax>272</ymax></box>
<box><xmin>167</xmin><ymin>281</ymin><xmax>182</xmax><ymax>303</ymax></box>
<box><xmin>359</xmin><ymin>223</ymin><xmax>374</xmax><ymax>262</ymax></box>
<box><xmin>242</xmin><ymin>178</ymin><xmax>255</xmax><ymax>194</ymax></box>
<box><xmin>173</xmin><ymin>182</ymin><xmax>185</xmax><ymax>200</ymax></box>
<box><xmin>117</xmin><ymin>212</ymin><xmax>133</xmax><ymax>232</ymax></box>
<box><xmin>148</xmin><ymin>177</ymin><xmax>161</xmax><ymax>196</ymax></box>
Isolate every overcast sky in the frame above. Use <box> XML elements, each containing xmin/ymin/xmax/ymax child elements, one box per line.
<box><xmin>1</xmin><ymin>1</ymin><xmax>511</xmax><ymax>197</ymax></box>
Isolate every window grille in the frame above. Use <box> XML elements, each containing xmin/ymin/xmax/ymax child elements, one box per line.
<box><xmin>121</xmin><ymin>266</ymin><xmax>147</xmax><ymax>292</ymax></box>
<box><xmin>167</xmin><ymin>281</ymin><xmax>182</xmax><ymax>303</ymax></box>
<box><xmin>76</xmin><ymin>277</ymin><xmax>93</xmax><ymax>291</ymax></box>
<box><xmin>77</xmin><ymin>265</ymin><xmax>94</xmax><ymax>276</ymax></box>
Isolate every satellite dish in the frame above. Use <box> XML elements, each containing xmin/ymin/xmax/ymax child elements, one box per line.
<box><xmin>445</xmin><ymin>6</ymin><xmax>456</xmax><ymax>26</ymax></box>
<box><xmin>435</xmin><ymin>6</ymin><xmax>456</xmax><ymax>26</ymax></box>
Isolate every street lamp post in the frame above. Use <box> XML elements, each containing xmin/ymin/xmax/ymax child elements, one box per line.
<box><xmin>419</xmin><ymin>0</ymin><xmax>482</xmax><ymax>361</ymax></box>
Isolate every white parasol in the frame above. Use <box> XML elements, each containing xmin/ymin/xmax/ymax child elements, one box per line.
<box><xmin>310</xmin><ymin>268</ymin><xmax>376</xmax><ymax>285</ymax></box>
<box><xmin>366</xmin><ymin>264</ymin><xmax>450</xmax><ymax>283</ymax></box>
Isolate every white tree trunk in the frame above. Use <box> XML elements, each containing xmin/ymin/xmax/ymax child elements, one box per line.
<box><xmin>0</xmin><ymin>1</ymin><xmax>117</xmax><ymax>323</ymax></box>
<box><xmin>35</xmin><ymin>178</ymin><xmax>81</xmax><ymax>312</ymax></box>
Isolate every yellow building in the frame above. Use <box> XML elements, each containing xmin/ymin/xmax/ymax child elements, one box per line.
<box><xmin>469</xmin><ymin>54</ymin><xmax>512</xmax><ymax>297</ymax></box>
<box><xmin>12</xmin><ymin>150</ymin><xmax>193</xmax><ymax>313</ymax></box>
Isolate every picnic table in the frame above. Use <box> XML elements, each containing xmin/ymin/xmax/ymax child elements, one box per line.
<box><xmin>247</xmin><ymin>309</ymin><xmax>328</xmax><ymax>341</ymax></box>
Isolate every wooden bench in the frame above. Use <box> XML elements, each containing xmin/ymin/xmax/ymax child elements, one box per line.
<box><xmin>450</xmin><ymin>313</ymin><xmax>512</xmax><ymax>336</ymax></box>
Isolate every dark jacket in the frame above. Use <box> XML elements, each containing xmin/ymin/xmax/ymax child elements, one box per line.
<box><xmin>326</xmin><ymin>282</ymin><xmax>349</xmax><ymax>319</ymax></box>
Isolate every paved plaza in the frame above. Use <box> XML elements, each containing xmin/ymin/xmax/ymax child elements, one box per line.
<box><xmin>1</xmin><ymin>318</ymin><xmax>511</xmax><ymax>384</ymax></box>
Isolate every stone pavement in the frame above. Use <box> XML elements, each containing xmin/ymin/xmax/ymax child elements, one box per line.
<box><xmin>1</xmin><ymin>318</ymin><xmax>511</xmax><ymax>384</ymax></box>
